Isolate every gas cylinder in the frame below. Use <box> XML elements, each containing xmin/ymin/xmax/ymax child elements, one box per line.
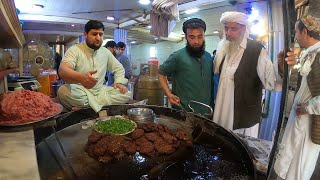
<box><xmin>133</xmin><ymin>63</ymin><xmax>164</xmax><ymax>106</ymax></box>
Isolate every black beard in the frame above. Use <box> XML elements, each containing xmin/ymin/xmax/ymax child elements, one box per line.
<box><xmin>86</xmin><ymin>41</ymin><xmax>101</xmax><ymax>51</ymax></box>
<box><xmin>186</xmin><ymin>41</ymin><xmax>205</xmax><ymax>58</ymax></box>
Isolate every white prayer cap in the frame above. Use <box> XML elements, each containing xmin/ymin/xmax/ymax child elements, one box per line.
<box><xmin>220</xmin><ymin>11</ymin><xmax>249</xmax><ymax>26</ymax></box>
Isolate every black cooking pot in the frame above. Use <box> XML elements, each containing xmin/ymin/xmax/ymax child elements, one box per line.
<box><xmin>36</xmin><ymin>105</ymin><xmax>257</xmax><ymax>180</ymax></box>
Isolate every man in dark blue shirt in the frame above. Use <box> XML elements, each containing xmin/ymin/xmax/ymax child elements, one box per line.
<box><xmin>106</xmin><ymin>42</ymin><xmax>133</xmax><ymax>86</ymax></box>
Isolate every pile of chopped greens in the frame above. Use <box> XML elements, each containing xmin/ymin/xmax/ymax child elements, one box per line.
<box><xmin>95</xmin><ymin>118</ymin><xmax>136</xmax><ymax>134</ymax></box>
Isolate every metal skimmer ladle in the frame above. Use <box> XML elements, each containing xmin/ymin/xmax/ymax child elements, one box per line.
<box><xmin>178</xmin><ymin>103</ymin><xmax>196</xmax><ymax>127</ymax></box>
<box><xmin>178</xmin><ymin>102</ymin><xmax>217</xmax><ymax>143</ymax></box>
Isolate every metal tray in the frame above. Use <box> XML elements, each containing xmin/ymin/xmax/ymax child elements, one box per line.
<box><xmin>0</xmin><ymin>103</ymin><xmax>63</xmax><ymax>127</ymax></box>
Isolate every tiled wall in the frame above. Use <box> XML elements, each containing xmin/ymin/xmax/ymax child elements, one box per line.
<box><xmin>130</xmin><ymin>35</ymin><xmax>220</xmax><ymax>76</ymax></box>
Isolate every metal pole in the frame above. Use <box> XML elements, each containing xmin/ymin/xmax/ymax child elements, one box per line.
<box><xmin>267</xmin><ymin>0</ymin><xmax>296</xmax><ymax>177</ymax></box>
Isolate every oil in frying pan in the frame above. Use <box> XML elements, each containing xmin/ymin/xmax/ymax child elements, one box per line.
<box><xmin>158</xmin><ymin>145</ymin><xmax>251</xmax><ymax>180</ymax></box>
<box><xmin>101</xmin><ymin>144</ymin><xmax>251</xmax><ymax>180</ymax></box>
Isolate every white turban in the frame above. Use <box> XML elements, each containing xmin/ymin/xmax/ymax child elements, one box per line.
<box><xmin>214</xmin><ymin>11</ymin><xmax>250</xmax><ymax>74</ymax></box>
<box><xmin>220</xmin><ymin>11</ymin><xmax>249</xmax><ymax>26</ymax></box>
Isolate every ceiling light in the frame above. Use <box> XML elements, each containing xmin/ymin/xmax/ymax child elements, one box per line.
<box><xmin>107</xmin><ymin>16</ymin><xmax>115</xmax><ymax>21</ymax></box>
<box><xmin>185</xmin><ymin>8</ymin><xmax>199</xmax><ymax>14</ymax></box>
<box><xmin>32</xmin><ymin>4</ymin><xmax>44</xmax><ymax>9</ymax></box>
<box><xmin>250</xmin><ymin>20</ymin><xmax>266</xmax><ymax>37</ymax></box>
<box><xmin>150</xmin><ymin>47</ymin><xmax>156</xmax><ymax>57</ymax></box>
<box><xmin>169</xmin><ymin>32</ymin><xmax>184</xmax><ymax>38</ymax></box>
<box><xmin>139</xmin><ymin>0</ymin><xmax>150</xmax><ymax>5</ymax></box>
<box><xmin>131</xmin><ymin>41</ymin><xmax>136</xmax><ymax>44</ymax></box>
<box><xmin>213</xmin><ymin>30</ymin><xmax>219</xmax><ymax>34</ymax></box>
<box><xmin>248</xmin><ymin>8</ymin><xmax>259</xmax><ymax>22</ymax></box>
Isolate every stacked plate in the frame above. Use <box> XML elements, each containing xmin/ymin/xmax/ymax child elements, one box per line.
<box><xmin>127</xmin><ymin>108</ymin><xmax>154</xmax><ymax>122</ymax></box>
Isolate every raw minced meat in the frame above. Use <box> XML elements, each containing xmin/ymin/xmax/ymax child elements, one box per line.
<box><xmin>0</xmin><ymin>90</ymin><xmax>61</xmax><ymax>124</ymax></box>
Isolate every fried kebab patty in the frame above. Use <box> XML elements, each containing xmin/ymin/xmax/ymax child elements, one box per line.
<box><xmin>85</xmin><ymin>122</ymin><xmax>191</xmax><ymax>163</ymax></box>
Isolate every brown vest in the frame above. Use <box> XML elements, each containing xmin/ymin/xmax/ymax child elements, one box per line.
<box><xmin>233</xmin><ymin>39</ymin><xmax>263</xmax><ymax>129</ymax></box>
<box><xmin>306</xmin><ymin>53</ymin><xmax>320</xmax><ymax>144</ymax></box>
<box><xmin>307</xmin><ymin>53</ymin><xmax>320</xmax><ymax>96</ymax></box>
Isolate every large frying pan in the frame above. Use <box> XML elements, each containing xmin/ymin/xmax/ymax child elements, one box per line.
<box><xmin>36</xmin><ymin>105</ymin><xmax>257</xmax><ymax>180</ymax></box>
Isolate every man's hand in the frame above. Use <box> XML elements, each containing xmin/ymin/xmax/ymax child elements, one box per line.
<box><xmin>285</xmin><ymin>48</ymin><xmax>297</xmax><ymax>67</ymax></box>
<box><xmin>113</xmin><ymin>83</ymin><xmax>128</xmax><ymax>94</ymax></box>
<box><xmin>296</xmin><ymin>103</ymin><xmax>308</xmax><ymax>118</ymax></box>
<box><xmin>168</xmin><ymin>93</ymin><xmax>180</xmax><ymax>106</ymax></box>
<box><xmin>81</xmin><ymin>70</ymin><xmax>98</xmax><ymax>89</ymax></box>
<box><xmin>278</xmin><ymin>49</ymin><xmax>297</xmax><ymax>76</ymax></box>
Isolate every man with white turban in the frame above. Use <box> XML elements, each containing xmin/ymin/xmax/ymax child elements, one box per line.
<box><xmin>213</xmin><ymin>11</ymin><xmax>295</xmax><ymax>137</ymax></box>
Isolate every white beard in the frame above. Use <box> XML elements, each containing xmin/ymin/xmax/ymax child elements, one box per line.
<box><xmin>226</xmin><ymin>40</ymin><xmax>240</xmax><ymax>57</ymax></box>
<box><xmin>214</xmin><ymin>37</ymin><xmax>242</xmax><ymax>74</ymax></box>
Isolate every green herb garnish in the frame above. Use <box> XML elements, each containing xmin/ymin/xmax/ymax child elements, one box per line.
<box><xmin>95</xmin><ymin>118</ymin><xmax>136</xmax><ymax>134</ymax></box>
